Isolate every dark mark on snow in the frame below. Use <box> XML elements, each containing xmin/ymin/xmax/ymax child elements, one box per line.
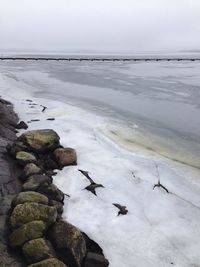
<box><xmin>78</xmin><ymin>169</ymin><xmax>104</xmax><ymax>195</ymax></box>
<box><xmin>113</xmin><ymin>203</ymin><xmax>128</xmax><ymax>216</ymax></box>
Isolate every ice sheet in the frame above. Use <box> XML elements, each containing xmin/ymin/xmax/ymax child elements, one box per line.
<box><xmin>1</xmin><ymin>66</ymin><xmax>200</xmax><ymax>267</ymax></box>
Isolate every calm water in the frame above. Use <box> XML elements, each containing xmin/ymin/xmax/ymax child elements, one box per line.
<box><xmin>1</xmin><ymin>60</ymin><xmax>200</xmax><ymax>168</ymax></box>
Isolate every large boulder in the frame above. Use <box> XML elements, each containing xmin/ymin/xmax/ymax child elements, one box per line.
<box><xmin>12</xmin><ymin>192</ymin><xmax>48</xmax><ymax>207</ymax></box>
<box><xmin>49</xmin><ymin>221</ymin><xmax>86</xmax><ymax>267</ymax></box>
<box><xmin>22</xmin><ymin>238</ymin><xmax>55</xmax><ymax>264</ymax></box>
<box><xmin>37</xmin><ymin>182</ymin><xmax>64</xmax><ymax>203</ymax></box>
<box><xmin>18</xmin><ymin>130</ymin><xmax>60</xmax><ymax>153</ymax></box>
<box><xmin>9</xmin><ymin>203</ymin><xmax>57</xmax><ymax>229</ymax></box>
<box><xmin>22</xmin><ymin>163</ymin><xmax>42</xmax><ymax>179</ymax></box>
<box><xmin>23</xmin><ymin>175</ymin><xmax>52</xmax><ymax>191</ymax></box>
<box><xmin>16</xmin><ymin>151</ymin><xmax>37</xmax><ymax>166</ymax></box>
<box><xmin>53</xmin><ymin>148</ymin><xmax>77</xmax><ymax>168</ymax></box>
<box><xmin>27</xmin><ymin>258</ymin><xmax>67</xmax><ymax>267</ymax></box>
<box><xmin>84</xmin><ymin>252</ymin><xmax>109</xmax><ymax>267</ymax></box>
<box><xmin>9</xmin><ymin>220</ymin><xmax>46</xmax><ymax>247</ymax></box>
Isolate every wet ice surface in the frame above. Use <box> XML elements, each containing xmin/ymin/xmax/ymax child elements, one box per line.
<box><xmin>0</xmin><ymin>60</ymin><xmax>200</xmax><ymax>168</ymax></box>
<box><xmin>1</xmin><ymin>61</ymin><xmax>200</xmax><ymax>266</ymax></box>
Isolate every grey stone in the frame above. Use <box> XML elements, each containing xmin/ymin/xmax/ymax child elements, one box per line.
<box><xmin>23</xmin><ymin>175</ymin><xmax>52</xmax><ymax>191</ymax></box>
<box><xmin>84</xmin><ymin>252</ymin><xmax>109</xmax><ymax>267</ymax></box>
<box><xmin>49</xmin><ymin>220</ymin><xmax>86</xmax><ymax>267</ymax></box>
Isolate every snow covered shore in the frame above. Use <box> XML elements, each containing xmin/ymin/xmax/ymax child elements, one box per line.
<box><xmin>1</xmin><ymin>74</ymin><xmax>200</xmax><ymax>267</ymax></box>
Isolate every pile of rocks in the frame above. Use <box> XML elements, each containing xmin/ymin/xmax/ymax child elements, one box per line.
<box><xmin>6</xmin><ymin>129</ymin><xmax>109</xmax><ymax>267</ymax></box>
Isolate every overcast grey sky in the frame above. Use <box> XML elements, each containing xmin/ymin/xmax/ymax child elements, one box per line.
<box><xmin>0</xmin><ymin>0</ymin><xmax>200</xmax><ymax>53</ymax></box>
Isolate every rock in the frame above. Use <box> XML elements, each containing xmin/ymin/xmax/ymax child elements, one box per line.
<box><xmin>0</xmin><ymin>215</ymin><xmax>7</xmax><ymax>244</ymax></box>
<box><xmin>49</xmin><ymin>221</ymin><xmax>86</xmax><ymax>267</ymax></box>
<box><xmin>82</xmin><ymin>233</ymin><xmax>103</xmax><ymax>255</ymax></box>
<box><xmin>84</xmin><ymin>252</ymin><xmax>109</xmax><ymax>267</ymax></box>
<box><xmin>11</xmin><ymin>192</ymin><xmax>48</xmax><ymax>207</ymax></box>
<box><xmin>0</xmin><ymin>195</ymin><xmax>13</xmax><ymax>216</ymax></box>
<box><xmin>27</xmin><ymin>258</ymin><xmax>67</xmax><ymax>267</ymax></box>
<box><xmin>0</xmin><ymin>242</ymin><xmax>25</xmax><ymax>267</ymax></box>
<box><xmin>53</xmin><ymin>148</ymin><xmax>77</xmax><ymax>168</ymax></box>
<box><xmin>9</xmin><ymin>220</ymin><xmax>46</xmax><ymax>247</ymax></box>
<box><xmin>16</xmin><ymin>151</ymin><xmax>37</xmax><ymax>166</ymax></box>
<box><xmin>37</xmin><ymin>182</ymin><xmax>64</xmax><ymax>203</ymax></box>
<box><xmin>49</xmin><ymin>200</ymin><xmax>63</xmax><ymax>215</ymax></box>
<box><xmin>42</xmin><ymin>157</ymin><xmax>59</xmax><ymax>170</ymax></box>
<box><xmin>16</xmin><ymin>121</ymin><xmax>28</xmax><ymax>130</ymax></box>
<box><xmin>6</xmin><ymin>141</ymin><xmax>29</xmax><ymax>157</ymax></box>
<box><xmin>0</xmin><ymin>98</ymin><xmax>19</xmax><ymax>140</ymax></box>
<box><xmin>18</xmin><ymin>129</ymin><xmax>60</xmax><ymax>153</ymax></box>
<box><xmin>23</xmin><ymin>175</ymin><xmax>52</xmax><ymax>191</ymax></box>
<box><xmin>9</xmin><ymin>203</ymin><xmax>57</xmax><ymax>229</ymax></box>
<box><xmin>22</xmin><ymin>238</ymin><xmax>55</xmax><ymax>263</ymax></box>
<box><xmin>21</xmin><ymin>163</ymin><xmax>42</xmax><ymax>179</ymax></box>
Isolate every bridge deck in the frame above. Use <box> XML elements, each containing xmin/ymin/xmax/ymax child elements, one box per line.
<box><xmin>0</xmin><ymin>57</ymin><xmax>199</xmax><ymax>62</ymax></box>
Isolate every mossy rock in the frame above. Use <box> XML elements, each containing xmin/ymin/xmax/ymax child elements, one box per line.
<box><xmin>49</xmin><ymin>200</ymin><xmax>63</xmax><ymax>215</ymax></box>
<box><xmin>6</xmin><ymin>141</ymin><xmax>28</xmax><ymax>157</ymax></box>
<box><xmin>11</xmin><ymin>192</ymin><xmax>48</xmax><ymax>207</ymax></box>
<box><xmin>23</xmin><ymin>238</ymin><xmax>55</xmax><ymax>263</ymax></box>
<box><xmin>18</xmin><ymin>129</ymin><xmax>60</xmax><ymax>153</ymax></box>
<box><xmin>53</xmin><ymin>148</ymin><xmax>77</xmax><ymax>168</ymax></box>
<box><xmin>27</xmin><ymin>258</ymin><xmax>67</xmax><ymax>267</ymax></box>
<box><xmin>9</xmin><ymin>202</ymin><xmax>57</xmax><ymax>229</ymax></box>
<box><xmin>16</xmin><ymin>151</ymin><xmax>37</xmax><ymax>166</ymax></box>
<box><xmin>9</xmin><ymin>220</ymin><xmax>46</xmax><ymax>247</ymax></box>
<box><xmin>37</xmin><ymin>183</ymin><xmax>64</xmax><ymax>203</ymax></box>
<box><xmin>49</xmin><ymin>221</ymin><xmax>86</xmax><ymax>267</ymax></box>
<box><xmin>23</xmin><ymin>175</ymin><xmax>52</xmax><ymax>191</ymax></box>
<box><xmin>22</xmin><ymin>163</ymin><xmax>42</xmax><ymax>179</ymax></box>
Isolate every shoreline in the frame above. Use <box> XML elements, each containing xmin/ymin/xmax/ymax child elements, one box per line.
<box><xmin>0</xmin><ymin>97</ymin><xmax>25</xmax><ymax>266</ymax></box>
<box><xmin>0</xmin><ymin>97</ymin><xmax>109</xmax><ymax>267</ymax></box>
<box><xmin>1</xmin><ymin>87</ymin><xmax>200</xmax><ymax>266</ymax></box>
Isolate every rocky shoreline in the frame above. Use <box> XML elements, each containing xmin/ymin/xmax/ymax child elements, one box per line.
<box><xmin>0</xmin><ymin>98</ymin><xmax>109</xmax><ymax>267</ymax></box>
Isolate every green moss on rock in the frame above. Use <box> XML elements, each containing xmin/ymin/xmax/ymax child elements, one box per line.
<box><xmin>18</xmin><ymin>130</ymin><xmax>60</xmax><ymax>153</ymax></box>
<box><xmin>12</xmin><ymin>192</ymin><xmax>48</xmax><ymax>207</ymax></box>
<box><xmin>16</xmin><ymin>151</ymin><xmax>37</xmax><ymax>166</ymax></box>
<box><xmin>9</xmin><ymin>202</ymin><xmax>57</xmax><ymax>229</ymax></box>
<box><xmin>27</xmin><ymin>258</ymin><xmax>68</xmax><ymax>267</ymax></box>
<box><xmin>9</xmin><ymin>220</ymin><xmax>46</xmax><ymax>247</ymax></box>
<box><xmin>23</xmin><ymin>238</ymin><xmax>55</xmax><ymax>263</ymax></box>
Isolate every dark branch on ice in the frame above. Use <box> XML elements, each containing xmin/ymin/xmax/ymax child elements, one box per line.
<box><xmin>113</xmin><ymin>203</ymin><xmax>128</xmax><ymax>216</ymax></box>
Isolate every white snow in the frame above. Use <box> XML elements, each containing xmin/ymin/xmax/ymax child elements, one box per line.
<box><xmin>1</xmin><ymin>69</ymin><xmax>200</xmax><ymax>267</ymax></box>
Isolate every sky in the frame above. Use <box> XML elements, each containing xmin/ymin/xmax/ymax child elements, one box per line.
<box><xmin>0</xmin><ymin>0</ymin><xmax>200</xmax><ymax>54</ymax></box>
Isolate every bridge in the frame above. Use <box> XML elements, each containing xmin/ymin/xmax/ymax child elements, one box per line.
<box><xmin>0</xmin><ymin>57</ymin><xmax>200</xmax><ymax>62</ymax></box>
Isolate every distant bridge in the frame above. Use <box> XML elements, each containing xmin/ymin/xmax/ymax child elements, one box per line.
<box><xmin>0</xmin><ymin>57</ymin><xmax>200</xmax><ymax>62</ymax></box>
